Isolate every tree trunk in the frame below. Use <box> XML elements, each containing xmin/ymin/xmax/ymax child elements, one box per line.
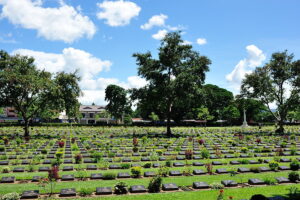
<box><xmin>166</xmin><ymin>104</ymin><xmax>172</xmax><ymax>137</ymax></box>
<box><xmin>24</xmin><ymin>118</ymin><xmax>30</xmax><ymax>140</ymax></box>
<box><xmin>276</xmin><ymin>119</ymin><xmax>285</xmax><ymax>134</ymax></box>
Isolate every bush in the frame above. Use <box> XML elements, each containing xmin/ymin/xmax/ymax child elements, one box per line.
<box><xmin>75</xmin><ymin>154</ymin><xmax>83</xmax><ymax>164</ymax></box>
<box><xmin>165</xmin><ymin>160</ymin><xmax>172</xmax><ymax>167</ymax></box>
<box><xmin>290</xmin><ymin>160</ymin><xmax>300</xmax><ymax>171</ymax></box>
<box><xmin>158</xmin><ymin>166</ymin><xmax>169</xmax><ymax>177</ymax></box>
<box><xmin>92</xmin><ymin>152</ymin><xmax>102</xmax><ymax>163</ymax></box>
<box><xmin>0</xmin><ymin>146</ymin><xmax>5</xmax><ymax>152</ymax></box>
<box><xmin>102</xmin><ymin>172</ymin><xmax>116</xmax><ymax>180</ymax></box>
<box><xmin>79</xmin><ymin>188</ymin><xmax>93</xmax><ymax>197</ymax></box>
<box><xmin>2</xmin><ymin>167</ymin><xmax>10</xmax><ymax>173</ymax></box>
<box><xmin>289</xmin><ymin>171</ymin><xmax>299</xmax><ymax>182</ymax></box>
<box><xmin>114</xmin><ymin>182</ymin><xmax>128</xmax><ymax>194</ymax></box>
<box><xmin>239</xmin><ymin>159</ymin><xmax>250</xmax><ymax>164</ymax></box>
<box><xmin>201</xmin><ymin>148</ymin><xmax>210</xmax><ymax>159</ymax></box>
<box><xmin>131</xmin><ymin>166</ymin><xmax>142</xmax><ymax>178</ymax></box>
<box><xmin>210</xmin><ymin>182</ymin><xmax>224</xmax><ymax>189</ymax></box>
<box><xmin>264</xmin><ymin>178</ymin><xmax>276</xmax><ymax>185</ymax></box>
<box><xmin>0</xmin><ymin>192</ymin><xmax>20</xmax><ymax>200</ymax></box>
<box><xmin>148</xmin><ymin>176</ymin><xmax>162</xmax><ymax>193</ymax></box>
<box><xmin>120</xmin><ymin>163</ymin><xmax>130</xmax><ymax>169</ymax></box>
<box><xmin>250</xmin><ymin>194</ymin><xmax>268</xmax><ymax>200</ymax></box>
<box><xmin>143</xmin><ymin>163</ymin><xmax>151</xmax><ymax>168</ymax></box>
<box><xmin>250</xmin><ymin>167</ymin><xmax>261</xmax><ymax>173</ymax></box>
<box><xmin>241</xmin><ymin>147</ymin><xmax>248</xmax><ymax>153</ymax></box>
<box><xmin>41</xmin><ymin>149</ymin><xmax>47</xmax><ymax>154</ymax></box>
<box><xmin>55</xmin><ymin>152</ymin><xmax>63</xmax><ymax>159</ymax></box>
<box><xmin>290</xmin><ymin>146</ymin><xmax>297</xmax><ymax>155</ymax></box>
<box><xmin>58</xmin><ymin>141</ymin><xmax>65</xmax><ymax>148</ymax></box>
<box><xmin>269</xmin><ymin>161</ymin><xmax>279</xmax><ymax>170</ymax></box>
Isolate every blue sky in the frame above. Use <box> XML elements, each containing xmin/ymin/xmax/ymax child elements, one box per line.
<box><xmin>1</xmin><ymin>0</ymin><xmax>300</xmax><ymax>105</ymax></box>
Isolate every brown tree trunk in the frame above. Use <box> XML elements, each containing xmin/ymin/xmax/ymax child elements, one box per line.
<box><xmin>276</xmin><ymin>119</ymin><xmax>285</xmax><ymax>134</ymax></box>
<box><xmin>166</xmin><ymin>104</ymin><xmax>172</xmax><ymax>137</ymax></box>
<box><xmin>24</xmin><ymin>118</ymin><xmax>30</xmax><ymax>140</ymax></box>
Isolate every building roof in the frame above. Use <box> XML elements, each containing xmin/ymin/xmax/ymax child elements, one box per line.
<box><xmin>79</xmin><ymin>105</ymin><xmax>106</xmax><ymax>112</ymax></box>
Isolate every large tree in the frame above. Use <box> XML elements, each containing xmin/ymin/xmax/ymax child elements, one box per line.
<box><xmin>202</xmin><ymin>84</ymin><xmax>234</xmax><ymax>119</ymax></box>
<box><xmin>105</xmin><ymin>84</ymin><xmax>131</xmax><ymax>122</ymax></box>
<box><xmin>241</xmin><ymin>51</ymin><xmax>300</xmax><ymax>133</ymax></box>
<box><xmin>0</xmin><ymin>50</ymin><xmax>81</xmax><ymax>138</ymax></box>
<box><xmin>133</xmin><ymin>32</ymin><xmax>210</xmax><ymax>136</ymax></box>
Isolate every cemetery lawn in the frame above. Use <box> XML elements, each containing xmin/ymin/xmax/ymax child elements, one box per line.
<box><xmin>65</xmin><ymin>184</ymin><xmax>299</xmax><ymax>200</ymax></box>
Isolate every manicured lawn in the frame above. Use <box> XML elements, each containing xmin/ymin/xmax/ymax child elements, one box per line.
<box><xmin>64</xmin><ymin>184</ymin><xmax>299</xmax><ymax>200</ymax></box>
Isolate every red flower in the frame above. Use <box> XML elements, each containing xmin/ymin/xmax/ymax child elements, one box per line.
<box><xmin>229</xmin><ymin>196</ymin><xmax>233</xmax><ymax>200</ymax></box>
<box><xmin>220</xmin><ymin>189</ymin><xmax>224</xmax><ymax>193</ymax></box>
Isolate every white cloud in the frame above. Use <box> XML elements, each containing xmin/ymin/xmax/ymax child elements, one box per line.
<box><xmin>127</xmin><ymin>76</ymin><xmax>147</xmax><ymax>88</ymax></box>
<box><xmin>196</xmin><ymin>38</ymin><xmax>207</xmax><ymax>45</ymax></box>
<box><xmin>141</xmin><ymin>14</ymin><xmax>167</xmax><ymax>30</ymax></box>
<box><xmin>182</xmin><ymin>40</ymin><xmax>192</xmax><ymax>45</ymax></box>
<box><xmin>97</xmin><ymin>0</ymin><xmax>141</xmax><ymax>27</ymax></box>
<box><xmin>12</xmin><ymin>48</ymin><xmax>146</xmax><ymax>105</ymax></box>
<box><xmin>152</xmin><ymin>29</ymin><xmax>168</xmax><ymax>40</ymax></box>
<box><xmin>226</xmin><ymin>45</ymin><xmax>266</xmax><ymax>92</ymax></box>
<box><xmin>0</xmin><ymin>0</ymin><xmax>96</xmax><ymax>43</ymax></box>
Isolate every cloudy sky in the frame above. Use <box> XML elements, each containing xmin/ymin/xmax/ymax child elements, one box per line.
<box><xmin>1</xmin><ymin>0</ymin><xmax>300</xmax><ymax>105</ymax></box>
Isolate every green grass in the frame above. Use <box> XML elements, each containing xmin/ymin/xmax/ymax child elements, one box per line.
<box><xmin>46</xmin><ymin>184</ymin><xmax>300</xmax><ymax>200</ymax></box>
<box><xmin>0</xmin><ymin>170</ymin><xmax>296</xmax><ymax>195</ymax></box>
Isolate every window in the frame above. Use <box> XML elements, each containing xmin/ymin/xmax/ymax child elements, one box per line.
<box><xmin>89</xmin><ymin>113</ymin><xmax>94</xmax><ymax>118</ymax></box>
<box><xmin>81</xmin><ymin>113</ymin><xmax>85</xmax><ymax>118</ymax></box>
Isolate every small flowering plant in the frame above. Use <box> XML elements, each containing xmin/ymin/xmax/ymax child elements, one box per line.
<box><xmin>217</xmin><ymin>189</ymin><xmax>224</xmax><ymax>200</ymax></box>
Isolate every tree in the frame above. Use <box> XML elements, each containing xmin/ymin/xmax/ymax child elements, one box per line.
<box><xmin>203</xmin><ymin>84</ymin><xmax>234</xmax><ymax>119</ymax></box>
<box><xmin>194</xmin><ymin>106</ymin><xmax>214</xmax><ymax>126</ymax></box>
<box><xmin>222</xmin><ymin>105</ymin><xmax>240</xmax><ymax>124</ymax></box>
<box><xmin>235</xmin><ymin>97</ymin><xmax>267</xmax><ymax>123</ymax></box>
<box><xmin>0</xmin><ymin>50</ymin><xmax>81</xmax><ymax>138</ymax></box>
<box><xmin>241</xmin><ymin>51</ymin><xmax>300</xmax><ymax>133</ymax></box>
<box><xmin>195</xmin><ymin>107</ymin><xmax>214</xmax><ymax>121</ymax></box>
<box><xmin>133</xmin><ymin>32</ymin><xmax>210</xmax><ymax>136</ymax></box>
<box><xmin>105</xmin><ymin>84</ymin><xmax>131</xmax><ymax>123</ymax></box>
<box><xmin>148</xmin><ymin>112</ymin><xmax>159</xmax><ymax>123</ymax></box>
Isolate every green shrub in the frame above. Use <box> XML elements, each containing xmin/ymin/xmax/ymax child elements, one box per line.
<box><xmin>239</xmin><ymin>159</ymin><xmax>250</xmax><ymax>164</ymax></box>
<box><xmin>114</xmin><ymin>182</ymin><xmax>128</xmax><ymax>194</ymax></box>
<box><xmin>165</xmin><ymin>160</ymin><xmax>172</xmax><ymax>167</ymax></box>
<box><xmin>0</xmin><ymin>192</ymin><xmax>20</xmax><ymax>200</ymax></box>
<box><xmin>55</xmin><ymin>152</ymin><xmax>63</xmax><ymax>159</ymax></box>
<box><xmin>79</xmin><ymin>188</ymin><xmax>93</xmax><ymax>197</ymax></box>
<box><xmin>0</xmin><ymin>146</ymin><xmax>5</xmax><ymax>152</ymax></box>
<box><xmin>41</xmin><ymin>149</ymin><xmax>47</xmax><ymax>154</ymax></box>
<box><xmin>290</xmin><ymin>146</ymin><xmax>297</xmax><ymax>155</ymax></box>
<box><xmin>269</xmin><ymin>161</ymin><xmax>279</xmax><ymax>170</ymax></box>
<box><xmin>158</xmin><ymin>166</ymin><xmax>169</xmax><ymax>177</ymax></box>
<box><xmin>102</xmin><ymin>172</ymin><xmax>116</xmax><ymax>180</ymax></box>
<box><xmin>156</xmin><ymin>150</ymin><xmax>163</xmax><ymax>156</ymax></box>
<box><xmin>289</xmin><ymin>171</ymin><xmax>299</xmax><ymax>182</ymax></box>
<box><xmin>131</xmin><ymin>166</ymin><xmax>142</xmax><ymax>178</ymax></box>
<box><xmin>201</xmin><ymin>148</ymin><xmax>210</xmax><ymax>159</ymax></box>
<box><xmin>210</xmin><ymin>182</ymin><xmax>224</xmax><ymax>189</ymax></box>
<box><xmin>148</xmin><ymin>176</ymin><xmax>162</xmax><ymax>193</ymax></box>
<box><xmin>92</xmin><ymin>152</ymin><xmax>103</xmax><ymax>162</ymax></box>
<box><xmin>2</xmin><ymin>167</ymin><xmax>10</xmax><ymax>173</ymax></box>
<box><xmin>241</xmin><ymin>147</ymin><xmax>248</xmax><ymax>153</ymax></box>
<box><xmin>143</xmin><ymin>162</ymin><xmax>151</xmax><ymax>168</ymax></box>
<box><xmin>264</xmin><ymin>178</ymin><xmax>276</xmax><ymax>185</ymax></box>
<box><xmin>290</xmin><ymin>160</ymin><xmax>300</xmax><ymax>171</ymax></box>
<box><xmin>120</xmin><ymin>163</ymin><xmax>130</xmax><ymax>169</ymax></box>
<box><xmin>250</xmin><ymin>167</ymin><xmax>261</xmax><ymax>173</ymax></box>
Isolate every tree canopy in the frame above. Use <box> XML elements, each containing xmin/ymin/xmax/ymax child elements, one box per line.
<box><xmin>241</xmin><ymin>51</ymin><xmax>300</xmax><ymax>133</ymax></box>
<box><xmin>132</xmin><ymin>32</ymin><xmax>211</xmax><ymax>136</ymax></box>
<box><xmin>105</xmin><ymin>84</ymin><xmax>131</xmax><ymax>122</ymax></box>
<box><xmin>0</xmin><ymin>50</ymin><xmax>81</xmax><ymax>138</ymax></box>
